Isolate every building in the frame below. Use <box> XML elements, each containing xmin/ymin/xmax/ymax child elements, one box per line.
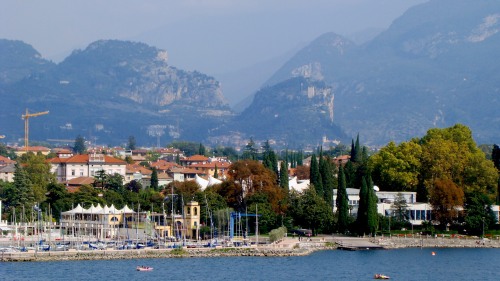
<box><xmin>48</xmin><ymin>153</ymin><xmax>126</xmax><ymax>183</ymax></box>
<box><xmin>60</xmin><ymin>202</ymin><xmax>201</xmax><ymax>241</ymax></box>
<box><xmin>149</xmin><ymin>201</ymin><xmax>201</xmax><ymax>240</ymax></box>
<box><xmin>333</xmin><ymin>188</ymin><xmax>432</xmax><ymax>225</ymax></box>
<box><xmin>0</xmin><ymin>164</ymin><xmax>15</xmax><ymax>182</ymax></box>
<box><xmin>14</xmin><ymin>146</ymin><xmax>51</xmax><ymax>157</ymax></box>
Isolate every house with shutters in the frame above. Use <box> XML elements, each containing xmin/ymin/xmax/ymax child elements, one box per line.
<box><xmin>48</xmin><ymin>153</ymin><xmax>126</xmax><ymax>183</ymax></box>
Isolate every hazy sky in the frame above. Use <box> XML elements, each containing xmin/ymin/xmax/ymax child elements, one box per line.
<box><xmin>1</xmin><ymin>0</ymin><xmax>427</xmax><ymax>75</ymax></box>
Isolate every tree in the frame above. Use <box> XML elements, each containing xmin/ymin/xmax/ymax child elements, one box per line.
<box><xmin>0</xmin><ymin>142</ymin><xmax>16</xmax><ymax>159</ymax></box>
<box><xmin>10</xmin><ymin>163</ymin><xmax>34</xmax><ymax>210</ymax></box>
<box><xmin>43</xmin><ymin>182</ymin><xmax>72</xmax><ymax>221</ymax></box>
<box><xmin>125</xmin><ymin>180</ymin><xmax>142</xmax><ymax>193</ymax></box>
<box><xmin>356</xmin><ymin>177</ymin><xmax>369</xmax><ymax>235</ymax></box>
<box><xmin>19</xmin><ymin>152</ymin><xmax>56</xmax><ymax>203</ymax></box>
<box><xmin>350</xmin><ymin>139</ymin><xmax>356</xmax><ymax>163</ymax></box>
<box><xmin>94</xmin><ymin>169</ymin><xmax>108</xmax><ymax>189</ymax></box>
<box><xmin>213</xmin><ymin>164</ymin><xmax>219</xmax><ymax>179</ymax></box>
<box><xmin>356</xmin><ymin>176</ymin><xmax>378</xmax><ymax>236</ymax></box>
<box><xmin>310</xmin><ymin>154</ymin><xmax>323</xmax><ymax>198</ymax></box>
<box><xmin>73</xmin><ymin>135</ymin><xmax>86</xmax><ymax>154</ymax></box>
<box><xmin>297</xmin><ymin>187</ymin><xmax>334</xmax><ymax>234</ymax></box>
<box><xmin>262</xmin><ymin>140</ymin><xmax>278</xmax><ymax>179</ymax></box>
<box><xmin>369</xmin><ymin>141</ymin><xmax>422</xmax><ymax>192</ymax></box>
<box><xmin>198</xmin><ymin>143</ymin><xmax>206</xmax><ymax>156</ymax></box>
<box><xmin>295</xmin><ymin>165</ymin><xmax>310</xmax><ymax>180</ymax></box>
<box><xmin>420</xmin><ymin>124</ymin><xmax>497</xmax><ymax>199</ymax></box>
<box><xmin>366</xmin><ymin>176</ymin><xmax>379</xmax><ymax>235</ymax></box>
<box><xmin>73</xmin><ymin>185</ymin><xmax>105</xmax><ymax>207</ymax></box>
<box><xmin>492</xmin><ymin>144</ymin><xmax>500</xmax><ymax>204</ymax></box>
<box><xmin>127</xmin><ymin>135</ymin><xmax>137</xmax><ymax>150</ymax></box>
<box><xmin>392</xmin><ymin>193</ymin><xmax>409</xmax><ymax>222</ymax></box>
<box><xmin>429</xmin><ymin>178</ymin><xmax>464</xmax><ymax>228</ymax></box>
<box><xmin>492</xmin><ymin>144</ymin><xmax>500</xmax><ymax>170</ymax></box>
<box><xmin>279</xmin><ymin>161</ymin><xmax>289</xmax><ymax>190</ymax></box>
<box><xmin>336</xmin><ymin>165</ymin><xmax>350</xmax><ymax>234</ymax></box>
<box><xmin>464</xmin><ymin>192</ymin><xmax>496</xmax><ymax>236</ymax></box>
<box><xmin>150</xmin><ymin>168</ymin><xmax>159</xmax><ymax>191</ymax></box>
<box><xmin>320</xmin><ymin>156</ymin><xmax>335</xmax><ymax>207</ymax></box>
<box><xmin>242</xmin><ymin>138</ymin><xmax>257</xmax><ymax>160</ymax></box>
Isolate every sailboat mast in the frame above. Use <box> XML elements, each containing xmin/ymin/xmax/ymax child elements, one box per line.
<box><xmin>256</xmin><ymin>204</ymin><xmax>258</xmax><ymax>247</ymax></box>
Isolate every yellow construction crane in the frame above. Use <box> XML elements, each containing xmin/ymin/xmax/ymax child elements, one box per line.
<box><xmin>22</xmin><ymin>109</ymin><xmax>49</xmax><ymax>152</ymax></box>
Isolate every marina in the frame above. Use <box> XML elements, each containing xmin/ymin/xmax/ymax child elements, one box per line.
<box><xmin>2</xmin><ymin>248</ymin><xmax>500</xmax><ymax>281</ymax></box>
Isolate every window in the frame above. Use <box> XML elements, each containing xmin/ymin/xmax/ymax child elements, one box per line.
<box><xmin>194</xmin><ymin>207</ymin><xmax>198</xmax><ymax>216</ymax></box>
<box><xmin>71</xmin><ymin>169</ymin><xmax>75</xmax><ymax>176</ymax></box>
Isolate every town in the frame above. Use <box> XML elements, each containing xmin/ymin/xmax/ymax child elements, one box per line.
<box><xmin>1</xmin><ymin>123</ymin><xmax>500</xmax><ymax>258</ymax></box>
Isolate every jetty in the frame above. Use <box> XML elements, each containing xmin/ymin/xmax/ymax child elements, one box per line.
<box><xmin>333</xmin><ymin>237</ymin><xmax>384</xmax><ymax>251</ymax></box>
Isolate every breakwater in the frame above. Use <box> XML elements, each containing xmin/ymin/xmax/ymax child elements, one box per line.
<box><xmin>374</xmin><ymin>235</ymin><xmax>500</xmax><ymax>249</ymax></box>
<box><xmin>1</xmin><ymin>246</ymin><xmax>318</xmax><ymax>262</ymax></box>
<box><xmin>2</xmin><ymin>236</ymin><xmax>500</xmax><ymax>262</ymax></box>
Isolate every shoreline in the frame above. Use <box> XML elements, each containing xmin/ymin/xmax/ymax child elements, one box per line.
<box><xmin>2</xmin><ymin>236</ymin><xmax>499</xmax><ymax>262</ymax></box>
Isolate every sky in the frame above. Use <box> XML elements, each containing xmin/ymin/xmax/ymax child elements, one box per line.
<box><xmin>1</xmin><ymin>0</ymin><xmax>427</xmax><ymax>76</ymax></box>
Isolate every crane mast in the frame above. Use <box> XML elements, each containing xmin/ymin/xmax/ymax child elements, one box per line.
<box><xmin>21</xmin><ymin>109</ymin><xmax>49</xmax><ymax>152</ymax></box>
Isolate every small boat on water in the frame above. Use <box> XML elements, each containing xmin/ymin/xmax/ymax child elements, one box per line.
<box><xmin>374</xmin><ymin>274</ymin><xmax>390</xmax><ymax>279</ymax></box>
<box><xmin>136</xmin><ymin>266</ymin><xmax>153</xmax><ymax>272</ymax></box>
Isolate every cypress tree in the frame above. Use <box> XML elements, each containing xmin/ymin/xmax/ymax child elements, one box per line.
<box><xmin>198</xmin><ymin>143</ymin><xmax>206</xmax><ymax>156</ymax></box>
<box><xmin>493</xmin><ymin>144</ymin><xmax>500</xmax><ymax>204</ymax></box>
<box><xmin>344</xmin><ymin>160</ymin><xmax>356</xmax><ymax>189</ymax></box>
<box><xmin>150</xmin><ymin>168</ymin><xmax>159</xmax><ymax>191</ymax></box>
<box><xmin>354</xmin><ymin>134</ymin><xmax>362</xmax><ymax>162</ymax></box>
<box><xmin>310</xmin><ymin>154</ymin><xmax>323</xmax><ymax>197</ymax></box>
<box><xmin>127</xmin><ymin>136</ymin><xmax>136</xmax><ymax>150</ymax></box>
<box><xmin>336</xmin><ymin>165</ymin><xmax>350</xmax><ymax>234</ymax></box>
<box><xmin>297</xmin><ymin>150</ymin><xmax>303</xmax><ymax>166</ymax></box>
<box><xmin>356</xmin><ymin>177</ymin><xmax>369</xmax><ymax>235</ymax></box>
<box><xmin>262</xmin><ymin>140</ymin><xmax>278</xmax><ymax>179</ymax></box>
<box><xmin>279</xmin><ymin>161</ymin><xmax>289</xmax><ymax>190</ymax></box>
<box><xmin>366</xmin><ymin>176</ymin><xmax>379</xmax><ymax>236</ymax></box>
<box><xmin>350</xmin><ymin>139</ymin><xmax>356</xmax><ymax>163</ymax></box>
<box><xmin>213</xmin><ymin>164</ymin><xmax>219</xmax><ymax>179</ymax></box>
<box><xmin>320</xmin><ymin>155</ymin><xmax>334</xmax><ymax>207</ymax></box>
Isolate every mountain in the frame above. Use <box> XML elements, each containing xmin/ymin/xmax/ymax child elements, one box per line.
<box><xmin>217</xmin><ymin>77</ymin><xmax>346</xmax><ymax>148</ymax></box>
<box><xmin>0</xmin><ymin>40</ymin><xmax>233</xmax><ymax>146</ymax></box>
<box><xmin>260</xmin><ymin>0</ymin><xmax>500</xmax><ymax>145</ymax></box>
<box><xmin>2</xmin><ymin>0</ymin><xmax>500</xmax><ymax>148</ymax></box>
<box><xmin>0</xmin><ymin>39</ymin><xmax>55</xmax><ymax>85</ymax></box>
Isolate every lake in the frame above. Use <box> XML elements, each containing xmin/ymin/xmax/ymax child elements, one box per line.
<box><xmin>2</xmin><ymin>248</ymin><xmax>499</xmax><ymax>280</ymax></box>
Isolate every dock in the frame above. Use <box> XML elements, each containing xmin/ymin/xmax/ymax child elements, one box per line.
<box><xmin>333</xmin><ymin>237</ymin><xmax>385</xmax><ymax>251</ymax></box>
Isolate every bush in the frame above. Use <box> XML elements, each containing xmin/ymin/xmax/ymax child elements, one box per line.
<box><xmin>269</xmin><ymin>226</ymin><xmax>287</xmax><ymax>243</ymax></box>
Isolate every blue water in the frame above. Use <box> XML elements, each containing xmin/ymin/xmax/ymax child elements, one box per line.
<box><xmin>2</xmin><ymin>248</ymin><xmax>499</xmax><ymax>280</ymax></box>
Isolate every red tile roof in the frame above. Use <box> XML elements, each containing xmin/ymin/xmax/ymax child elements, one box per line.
<box><xmin>47</xmin><ymin>154</ymin><xmax>126</xmax><ymax>164</ymax></box>
<box><xmin>181</xmin><ymin>155</ymin><xmax>209</xmax><ymax>162</ymax></box>
<box><xmin>0</xmin><ymin>155</ymin><xmax>15</xmax><ymax>165</ymax></box>
<box><xmin>126</xmin><ymin>164</ymin><xmax>152</xmax><ymax>175</ymax></box>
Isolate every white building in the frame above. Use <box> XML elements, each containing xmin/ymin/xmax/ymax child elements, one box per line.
<box><xmin>48</xmin><ymin>153</ymin><xmax>127</xmax><ymax>183</ymax></box>
<box><xmin>333</xmin><ymin>188</ymin><xmax>432</xmax><ymax>225</ymax></box>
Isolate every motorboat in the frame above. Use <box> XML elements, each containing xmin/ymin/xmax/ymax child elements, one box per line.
<box><xmin>136</xmin><ymin>266</ymin><xmax>153</xmax><ymax>271</ymax></box>
<box><xmin>374</xmin><ymin>274</ymin><xmax>390</xmax><ymax>279</ymax></box>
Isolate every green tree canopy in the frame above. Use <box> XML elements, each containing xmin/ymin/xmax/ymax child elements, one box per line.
<box><xmin>369</xmin><ymin>140</ymin><xmax>422</xmax><ymax>192</ymax></box>
<box><xmin>73</xmin><ymin>135</ymin><xmax>86</xmax><ymax>154</ymax></box>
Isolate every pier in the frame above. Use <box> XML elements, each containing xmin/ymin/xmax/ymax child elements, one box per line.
<box><xmin>333</xmin><ymin>237</ymin><xmax>385</xmax><ymax>251</ymax></box>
